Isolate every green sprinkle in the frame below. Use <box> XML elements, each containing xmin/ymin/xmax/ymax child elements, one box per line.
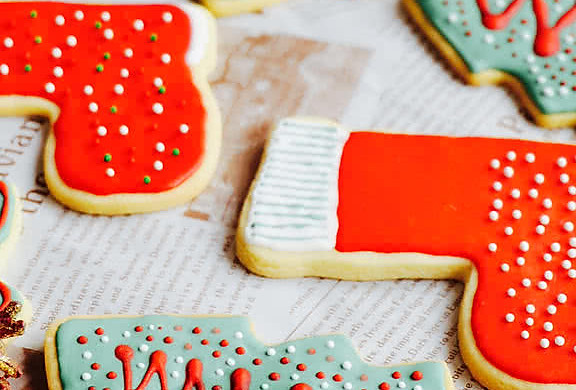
<box><xmin>150</xmin><ymin>33</ymin><xmax>158</xmax><ymax>42</ymax></box>
<box><xmin>144</xmin><ymin>176</ymin><xmax>151</xmax><ymax>185</ymax></box>
<box><xmin>103</xmin><ymin>52</ymin><xmax>111</xmax><ymax>60</ymax></box>
<box><xmin>104</xmin><ymin>154</ymin><xmax>112</xmax><ymax>163</ymax></box>
<box><xmin>158</xmin><ymin>86</ymin><xmax>166</xmax><ymax>94</ymax></box>
<box><xmin>30</xmin><ymin>10</ymin><xmax>38</xmax><ymax>18</ymax></box>
<box><xmin>24</xmin><ymin>64</ymin><xmax>32</xmax><ymax>72</ymax></box>
<box><xmin>95</xmin><ymin>21</ymin><xmax>102</xmax><ymax>29</ymax></box>
<box><xmin>34</xmin><ymin>36</ymin><xmax>42</xmax><ymax>44</ymax></box>
<box><xmin>96</xmin><ymin>64</ymin><xmax>104</xmax><ymax>72</ymax></box>
<box><xmin>110</xmin><ymin>106</ymin><xmax>118</xmax><ymax>114</ymax></box>
<box><xmin>172</xmin><ymin>148</ymin><xmax>180</xmax><ymax>156</ymax></box>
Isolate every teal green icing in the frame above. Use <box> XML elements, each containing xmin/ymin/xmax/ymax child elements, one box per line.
<box><xmin>0</xmin><ymin>283</ymin><xmax>22</xmax><ymax>308</ymax></box>
<box><xmin>0</xmin><ymin>183</ymin><xmax>13</xmax><ymax>244</ymax></box>
<box><xmin>415</xmin><ymin>0</ymin><xmax>576</xmax><ymax>114</ymax></box>
<box><xmin>55</xmin><ymin>316</ymin><xmax>448</xmax><ymax>390</ymax></box>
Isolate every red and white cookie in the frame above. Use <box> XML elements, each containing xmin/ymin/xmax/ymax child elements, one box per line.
<box><xmin>237</xmin><ymin>117</ymin><xmax>576</xmax><ymax>390</ymax></box>
<box><xmin>0</xmin><ymin>2</ymin><xmax>220</xmax><ymax>214</ymax></box>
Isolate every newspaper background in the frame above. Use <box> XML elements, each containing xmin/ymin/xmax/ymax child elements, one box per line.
<box><xmin>3</xmin><ymin>0</ymin><xmax>576</xmax><ymax>388</ymax></box>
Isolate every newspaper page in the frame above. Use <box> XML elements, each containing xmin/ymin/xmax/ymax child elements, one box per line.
<box><xmin>2</xmin><ymin>0</ymin><xmax>575</xmax><ymax>389</ymax></box>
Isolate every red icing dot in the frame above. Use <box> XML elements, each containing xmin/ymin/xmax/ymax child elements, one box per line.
<box><xmin>379</xmin><ymin>383</ymin><xmax>390</xmax><ymax>390</ymax></box>
<box><xmin>107</xmin><ymin>372</ymin><xmax>117</xmax><ymax>380</ymax></box>
<box><xmin>212</xmin><ymin>387</ymin><xmax>222</xmax><ymax>390</ymax></box>
<box><xmin>77</xmin><ymin>336</ymin><xmax>88</xmax><ymax>344</ymax></box>
<box><xmin>201</xmin><ymin>339</ymin><xmax>209</xmax><ymax>345</ymax></box>
<box><xmin>307</xmin><ymin>348</ymin><xmax>316</xmax><ymax>355</ymax></box>
<box><xmin>411</xmin><ymin>371</ymin><xmax>423</xmax><ymax>381</ymax></box>
<box><xmin>212</xmin><ymin>328</ymin><xmax>221</xmax><ymax>334</ymax></box>
<box><xmin>297</xmin><ymin>364</ymin><xmax>307</xmax><ymax>371</ymax></box>
<box><xmin>212</xmin><ymin>351</ymin><xmax>221</xmax><ymax>358</ymax></box>
<box><xmin>333</xmin><ymin>374</ymin><xmax>343</xmax><ymax>382</ymax></box>
<box><xmin>95</xmin><ymin>328</ymin><xmax>104</xmax><ymax>335</ymax></box>
<box><xmin>280</xmin><ymin>357</ymin><xmax>290</xmax><ymax>364</ymax></box>
<box><xmin>91</xmin><ymin>363</ymin><xmax>100</xmax><ymax>370</ymax></box>
<box><xmin>360</xmin><ymin>374</ymin><xmax>368</xmax><ymax>381</ymax></box>
<box><xmin>88</xmin><ymin>387</ymin><xmax>96</xmax><ymax>390</ymax></box>
<box><xmin>135</xmin><ymin>326</ymin><xmax>143</xmax><ymax>332</ymax></box>
<box><xmin>253</xmin><ymin>358</ymin><xmax>262</xmax><ymax>365</ymax></box>
<box><xmin>236</xmin><ymin>347</ymin><xmax>246</xmax><ymax>355</ymax></box>
<box><xmin>392</xmin><ymin>372</ymin><xmax>401</xmax><ymax>380</ymax></box>
<box><xmin>269</xmin><ymin>373</ymin><xmax>280</xmax><ymax>381</ymax></box>
<box><xmin>316</xmin><ymin>372</ymin><xmax>325</xmax><ymax>379</ymax></box>
<box><xmin>220</xmin><ymin>339</ymin><xmax>229</xmax><ymax>347</ymax></box>
<box><xmin>158</xmin><ymin>326</ymin><xmax>163</xmax><ymax>330</ymax></box>
<box><xmin>184</xmin><ymin>343</ymin><xmax>193</xmax><ymax>350</ymax></box>
<box><xmin>174</xmin><ymin>326</ymin><xmax>183</xmax><ymax>331</ymax></box>
<box><xmin>146</xmin><ymin>335</ymin><xmax>154</xmax><ymax>342</ymax></box>
<box><xmin>193</xmin><ymin>327</ymin><xmax>202</xmax><ymax>334</ymax></box>
<box><xmin>326</xmin><ymin>356</ymin><xmax>334</xmax><ymax>362</ymax></box>
<box><xmin>164</xmin><ymin>337</ymin><xmax>173</xmax><ymax>344</ymax></box>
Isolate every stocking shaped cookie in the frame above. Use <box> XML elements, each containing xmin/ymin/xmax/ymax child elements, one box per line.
<box><xmin>44</xmin><ymin>315</ymin><xmax>453</xmax><ymax>390</ymax></box>
<box><xmin>0</xmin><ymin>2</ymin><xmax>220</xmax><ymax>215</ymax></box>
<box><xmin>404</xmin><ymin>0</ymin><xmax>576</xmax><ymax>129</ymax></box>
<box><xmin>238</xmin><ymin>118</ymin><xmax>576</xmax><ymax>390</ymax></box>
<box><xmin>200</xmin><ymin>0</ymin><xmax>288</xmax><ymax>17</ymax></box>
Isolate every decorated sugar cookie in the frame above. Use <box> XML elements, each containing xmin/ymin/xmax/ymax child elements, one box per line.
<box><xmin>0</xmin><ymin>2</ymin><xmax>220</xmax><ymax>215</ymax></box>
<box><xmin>44</xmin><ymin>315</ymin><xmax>453</xmax><ymax>390</ymax></box>
<box><xmin>403</xmin><ymin>0</ymin><xmax>576</xmax><ymax>128</ymax></box>
<box><xmin>237</xmin><ymin>117</ymin><xmax>576</xmax><ymax>390</ymax></box>
<box><xmin>200</xmin><ymin>0</ymin><xmax>288</xmax><ymax>17</ymax></box>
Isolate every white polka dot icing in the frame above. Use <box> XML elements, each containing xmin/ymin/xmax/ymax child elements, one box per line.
<box><xmin>53</xmin><ymin>316</ymin><xmax>447</xmax><ymax>390</ymax></box>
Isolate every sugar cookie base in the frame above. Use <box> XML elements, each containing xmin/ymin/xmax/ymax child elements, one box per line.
<box><xmin>402</xmin><ymin>0</ymin><xmax>576</xmax><ymax>129</ymax></box>
<box><xmin>201</xmin><ymin>0</ymin><xmax>288</xmax><ymax>17</ymax></box>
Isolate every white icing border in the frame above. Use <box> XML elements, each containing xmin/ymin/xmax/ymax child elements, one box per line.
<box><xmin>245</xmin><ymin>119</ymin><xmax>349</xmax><ymax>252</ymax></box>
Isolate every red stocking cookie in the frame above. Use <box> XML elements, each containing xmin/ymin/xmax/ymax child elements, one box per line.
<box><xmin>238</xmin><ymin>117</ymin><xmax>576</xmax><ymax>390</ymax></box>
<box><xmin>0</xmin><ymin>2</ymin><xmax>220</xmax><ymax>215</ymax></box>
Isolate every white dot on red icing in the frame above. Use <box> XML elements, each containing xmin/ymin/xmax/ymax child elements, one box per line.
<box><xmin>122</xmin><ymin>331</ymin><xmax>131</xmax><ymax>338</ymax></box>
<box><xmin>493</xmin><ymin>199</ymin><xmax>503</xmax><ymax>210</ymax></box>
<box><xmin>540</xmin><ymin>215</ymin><xmax>550</xmax><ymax>225</ymax></box>
<box><xmin>121</xmin><ymin>69</ymin><xmax>129</xmax><ymax>78</ymax></box>
<box><xmin>503</xmin><ymin>166</ymin><xmax>514</xmax><ymax>178</ymax></box>
<box><xmin>561</xmin><ymin>174</ymin><xmax>570</xmax><ymax>184</ymax></box>
<box><xmin>490</xmin><ymin>159</ymin><xmax>500</xmax><ymax>169</ymax></box>
<box><xmin>525</xmin><ymin>153</ymin><xmax>536</xmax><ymax>163</ymax></box>
<box><xmin>519</xmin><ymin>241</ymin><xmax>530</xmax><ymax>252</ymax></box>
<box><xmin>558</xmin><ymin>157</ymin><xmax>568</xmax><ymax>168</ymax></box>
<box><xmin>0</xmin><ymin>64</ymin><xmax>8</xmax><ymax>75</ymax></box>
<box><xmin>101</xmin><ymin>11</ymin><xmax>111</xmax><ymax>22</ymax></box>
<box><xmin>507</xmin><ymin>288</ymin><xmax>516</xmax><ymax>297</ymax></box>
<box><xmin>104</xmin><ymin>29</ymin><xmax>114</xmax><ymax>40</ymax></box>
<box><xmin>171</xmin><ymin>371</ymin><xmax>180</xmax><ymax>378</ymax></box>
<box><xmin>89</xmin><ymin>102</ymin><xmax>98</xmax><ymax>113</ymax></box>
<box><xmin>153</xmin><ymin>103</ymin><xmax>164</xmax><ymax>115</ymax></box>
<box><xmin>555</xmin><ymin>336</ymin><xmax>566</xmax><ymax>346</ymax></box>
<box><xmin>106</xmin><ymin>168</ymin><xmax>115</xmax><ymax>178</ymax></box>
<box><xmin>139</xmin><ymin>344</ymin><xmax>149</xmax><ymax>352</ymax></box>
<box><xmin>489</xmin><ymin>243</ymin><xmax>498</xmax><ymax>253</ymax></box>
<box><xmin>516</xmin><ymin>257</ymin><xmax>525</xmax><ymax>266</ymax></box>
<box><xmin>97</xmin><ymin>126</ymin><xmax>107</xmax><ymax>136</ymax></box>
<box><xmin>528</xmin><ymin>189</ymin><xmax>538</xmax><ymax>199</ymax></box>
<box><xmin>543</xmin><ymin>253</ymin><xmax>552</xmax><ymax>262</ymax></box>
<box><xmin>67</xmin><ymin>35</ymin><xmax>77</xmax><ymax>47</ymax></box>
<box><xmin>568</xmin><ymin>201</ymin><xmax>576</xmax><ymax>211</ymax></box>
<box><xmin>82</xmin><ymin>351</ymin><xmax>92</xmax><ymax>359</ymax></box>
<box><xmin>558</xmin><ymin>294</ymin><xmax>568</xmax><ymax>304</ymax></box>
<box><xmin>180</xmin><ymin>124</ymin><xmax>190</xmax><ymax>134</ymax></box>
<box><xmin>551</xmin><ymin>243</ymin><xmax>561</xmax><ymax>253</ymax></box>
<box><xmin>563</xmin><ymin>260</ymin><xmax>572</xmax><ymax>269</ymax></box>
<box><xmin>565</xmin><ymin>222</ymin><xmax>575</xmax><ymax>232</ymax></box>
<box><xmin>504</xmin><ymin>227</ymin><xmax>513</xmax><ymax>236</ymax></box>
<box><xmin>569</xmin><ymin>269</ymin><xmax>576</xmax><ymax>278</ymax></box>
<box><xmin>543</xmin><ymin>198</ymin><xmax>553</xmax><ymax>209</ymax></box>
<box><xmin>4</xmin><ymin>37</ymin><xmax>13</xmax><ymax>48</ymax></box>
<box><xmin>538</xmin><ymin>281</ymin><xmax>548</xmax><ymax>290</ymax></box>
<box><xmin>75</xmin><ymin>10</ymin><xmax>84</xmax><ymax>21</ymax></box>
<box><xmin>215</xmin><ymin>369</ymin><xmax>224</xmax><ymax>376</ymax></box>
<box><xmin>53</xmin><ymin>67</ymin><xmax>64</xmax><ymax>78</ymax></box>
<box><xmin>522</xmin><ymin>278</ymin><xmax>531</xmax><ymax>287</ymax></box>
<box><xmin>84</xmin><ymin>85</ymin><xmax>94</xmax><ymax>96</ymax></box>
<box><xmin>493</xmin><ymin>181</ymin><xmax>503</xmax><ymax>191</ymax></box>
<box><xmin>541</xmin><ymin>338</ymin><xmax>550</xmax><ymax>348</ymax></box>
<box><xmin>55</xmin><ymin>15</ymin><xmax>65</xmax><ymax>26</ymax></box>
<box><xmin>535</xmin><ymin>173</ymin><xmax>545</xmax><ymax>185</ymax></box>
<box><xmin>506</xmin><ymin>151</ymin><xmax>517</xmax><ymax>161</ymax></box>
<box><xmin>510</xmin><ymin>189</ymin><xmax>520</xmax><ymax>199</ymax></box>
<box><xmin>235</xmin><ymin>331</ymin><xmax>244</xmax><ymax>339</ymax></box>
<box><xmin>153</xmin><ymin>160</ymin><xmax>163</xmax><ymax>171</ymax></box>
<box><xmin>161</xmin><ymin>53</ymin><xmax>171</xmax><ymax>64</ymax></box>
<box><xmin>526</xmin><ymin>304</ymin><xmax>536</xmax><ymax>314</ymax></box>
<box><xmin>163</xmin><ymin>12</ymin><xmax>173</xmax><ymax>23</ymax></box>
<box><xmin>119</xmin><ymin>125</ymin><xmax>129</xmax><ymax>136</ymax></box>
<box><xmin>52</xmin><ymin>47</ymin><xmax>62</xmax><ymax>59</ymax></box>
<box><xmin>81</xmin><ymin>373</ymin><xmax>92</xmax><ymax>381</ymax></box>
<box><xmin>45</xmin><ymin>83</ymin><xmax>55</xmax><ymax>94</ymax></box>
<box><xmin>544</xmin><ymin>270</ymin><xmax>554</xmax><ymax>280</ymax></box>
<box><xmin>125</xmin><ymin>48</ymin><xmax>134</xmax><ymax>58</ymax></box>
<box><xmin>512</xmin><ymin>210</ymin><xmax>522</xmax><ymax>219</ymax></box>
<box><xmin>544</xmin><ymin>322</ymin><xmax>554</xmax><ymax>332</ymax></box>
<box><xmin>266</xmin><ymin>348</ymin><xmax>276</xmax><ymax>356</ymax></box>
<box><xmin>489</xmin><ymin>211</ymin><xmax>499</xmax><ymax>221</ymax></box>
<box><xmin>154</xmin><ymin>78</ymin><xmax>164</xmax><ymax>88</ymax></box>
<box><xmin>521</xmin><ymin>330</ymin><xmax>530</xmax><ymax>339</ymax></box>
<box><xmin>505</xmin><ymin>313</ymin><xmax>515</xmax><ymax>322</ymax></box>
<box><xmin>156</xmin><ymin>143</ymin><xmax>166</xmax><ymax>153</ymax></box>
<box><xmin>536</xmin><ymin>225</ymin><xmax>545</xmax><ymax>235</ymax></box>
<box><xmin>134</xmin><ymin>19</ymin><xmax>145</xmax><ymax>31</ymax></box>
<box><xmin>570</xmin><ymin>186</ymin><xmax>576</xmax><ymax>195</ymax></box>
<box><xmin>114</xmin><ymin>84</ymin><xmax>124</xmax><ymax>95</ymax></box>
<box><xmin>526</xmin><ymin>318</ymin><xmax>534</xmax><ymax>326</ymax></box>
<box><xmin>548</xmin><ymin>305</ymin><xmax>558</xmax><ymax>315</ymax></box>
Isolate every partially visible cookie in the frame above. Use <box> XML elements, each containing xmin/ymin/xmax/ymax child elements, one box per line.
<box><xmin>0</xmin><ymin>2</ymin><xmax>220</xmax><ymax>215</ymax></box>
<box><xmin>404</xmin><ymin>0</ymin><xmax>576</xmax><ymax>128</ymax></box>
<box><xmin>45</xmin><ymin>315</ymin><xmax>453</xmax><ymax>390</ymax></box>
<box><xmin>201</xmin><ymin>0</ymin><xmax>288</xmax><ymax>17</ymax></box>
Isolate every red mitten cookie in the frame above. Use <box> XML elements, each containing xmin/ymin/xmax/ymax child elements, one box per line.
<box><xmin>238</xmin><ymin>117</ymin><xmax>576</xmax><ymax>390</ymax></box>
<box><xmin>0</xmin><ymin>2</ymin><xmax>219</xmax><ymax>214</ymax></box>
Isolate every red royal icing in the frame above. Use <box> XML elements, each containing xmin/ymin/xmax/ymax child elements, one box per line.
<box><xmin>0</xmin><ymin>3</ymin><xmax>207</xmax><ymax>195</ymax></box>
<box><xmin>476</xmin><ymin>0</ymin><xmax>576</xmax><ymax>56</ymax></box>
<box><xmin>336</xmin><ymin>133</ymin><xmax>576</xmax><ymax>383</ymax></box>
